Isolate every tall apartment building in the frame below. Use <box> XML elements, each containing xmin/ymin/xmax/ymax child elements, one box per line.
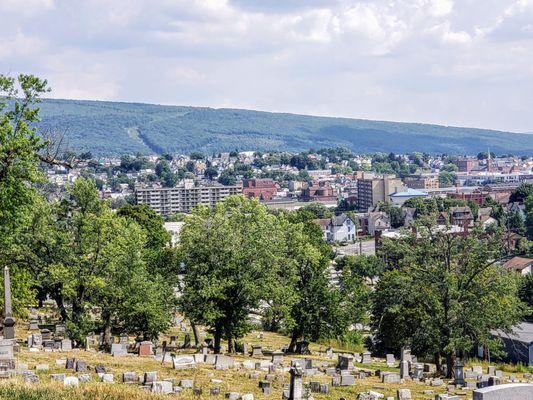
<box><xmin>136</xmin><ymin>180</ymin><xmax>242</xmax><ymax>215</ymax></box>
<box><xmin>357</xmin><ymin>174</ymin><xmax>405</xmax><ymax>211</ymax></box>
<box><xmin>403</xmin><ymin>175</ymin><xmax>440</xmax><ymax>190</ymax></box>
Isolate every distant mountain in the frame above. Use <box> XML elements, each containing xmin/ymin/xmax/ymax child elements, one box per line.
<box><xmin>35</xmin><ymin>99</ymin><xmax>533</xmax><ymax>156</ymax></box>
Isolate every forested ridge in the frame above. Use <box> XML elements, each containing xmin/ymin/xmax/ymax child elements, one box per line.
<box><xmin>35</xmin><ymin>99</ymin><xmax>533</xmax><ymax>156</ymax></box>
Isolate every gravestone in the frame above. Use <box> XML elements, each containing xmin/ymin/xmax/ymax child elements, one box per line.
<box><xmin>382</xmin><ymin>372</ymin><xmax>400</xmax><ymax>383</ymax></box>
<box><xmin>337</xmin><ymin>354</ymin><xmax>354</xmax><ymax>370</ymax></box>
<box><xmin>454</xmin><ymin>361</ymin><xmax>465</xmax><ymax>386</ymax></box>
<box><xmin>143</xmin><ymin>371</ymin><xmax>157</xmax><ymax>385</ymax></box>
<box><xmin>271</xmin><ymin>351</ymin><xmax>284</xmax><ymax>365</ymax></box>
<box><xmin>397</xmin><ymin>389</ymin><xmax>412</xmax><ymax>400</ymax></box>
<box><xmin>472</xmin><ymin>383</ymin><xmax>533</xmax><ymax>400</ymax></box>
<box><xmin>111</xmin><ymin>343</ymin><xmax>127</xmax><ymax>357</ymax></box>
<box><xmin>138</xmin><ymin>341</ymin><xmax>153</xmax><ymax>356</ymax></box>
<box><xmin>340</xmin><ymin>374</ymin><xmax>356</xmax><ymax>386</ymax></box>
<box><xmin>288</xmin><ymin>365</ymin><xmax>303</xmax><ymax>400</ymax></box>
<box><xmin>31</xmin><ymin>333</ymin><xmax>42</xmax><ymax>348</ymax></box>
<box><xmin>123</xmin><ymin>372</ymin><xmax>137</xmax><ymax>383</ymax></box>
<box><xmin>361</xmin><ymin>351</ymin><xmax>372</xmax><ymax>364</ymax></box>
<box><xmin>401</xmin><ymin>346</ymin><xmax>412</xmax><ymax>363</ymax></box>
<box><xmin>78</xmin><ymin>374</ymin><xmax>91</xmax><ymax>382</ymax></box>
<box><xmin>29</xmin><ymin>320</ymin><xmax>39</xmax><ymax>330</ymax></box>
<box><xmin>75</xmin><ymin>360</ymin><xmax>87</xmax><ymax>372</ymax></box>
<box><xmin>119</xmin><ymin>333</ymin><xmax>128</xmax><ymax>345</ymax></box>
<box><xmin>0</xmin><ymin>340</ymin><xmax>15</xmax><ymax>370</ymax></box>
<box><xmin>400</xmin><ymin>360</ymin><xmax>410</xmax><ymax>379</ymax></box>
<box><xmin>386</xmin><ymin>353</ymin><xmax>395</xmax><ymax>367</ymax></box>
<box><xmin>41</xmin><ymin>329</ymin><xmax>51</xmax><ymax>341</ymax></box>
<box><xmin>152</xmin><ymin>381</ymin><xmax>173</xmax><ymax>394</ymax></box>
<box><xmin>95</xmin><ymin>365</ymin><xmax>106</xmax><ymax>374</ymax></box>
<box><xmin>252</xmin><ymin>345</ymin><xmax>263</xmax><ymax>356</ymax></box>
<box><xmin>64</xmin><ymin>376</ymin><xmax>79</xmax><ymax>387</ymax></box>
<box><xmin>326</xmin><ymin>347</ymin><xmax>333</xmax><ymax>358</ymax></box>
<box><xmin>412</xmin><ymin>363</ymin><xmax>424</xmax><ymax>380</ymax></box>
<box><xmin>180</xmin><ymin>379</ymin><xmax>194</xmax><ymax>388</ymax></box>
<box><xmin>55</xmin><ymin>324</ymin><xmax>66</xmax><ymax>338</ymax></box>
<box><xmin>211</xmin><ymin>387</ymin><xmax>221</xmax><ymax>396</ymax></box>
<box><xmin>215</xmin><ymin>355</ymin><xmax>235</xmax><ymax>369</ymax></box>
<box><xmin>65</xmin><ymin>358</ymin><xmax>76</xmax><ymax>369</ymax></box>
<box><xmin>2</xmin><ymin>266</ymin><xmax>16</xmax><ymax>340</ymax></box>
<box><xmin>101</xmin><ymin>373</ymin><xmax>114</xmax><ymax>383</ymax></box>
<box><xmin>183</xmin><ymin>333</ymin><xmax>191</xmax><ymax>348</ymax></box>
<box><xmin>61</xmin><ymin>339</ymin><xmax>72</xmax><ymax>351</ymax></box>
<box><xmin>173</xmin><ymin>355</ymin><xmax>197</xmax><ymax>369</ymax></box>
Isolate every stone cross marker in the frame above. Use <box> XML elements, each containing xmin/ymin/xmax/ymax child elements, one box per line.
<box><xmin>2</xmin><ymin>266</ymin><xmax>15</xmax><ymax>340</ymax></box>
<box><xmin>289</xmin><ymin>365</ymin><xmax>303</xmax><ymax>400</ymax></box>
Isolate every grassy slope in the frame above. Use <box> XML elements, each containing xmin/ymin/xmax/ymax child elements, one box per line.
<box><xmin>35</xmin><ymin>99</ymin><xmax>533</xmax><ymax>156</ymax></box>
<box><xmin>5</xmin><ymin>328</ymin><xmax>532</xmax><ymax>400</ymax></box>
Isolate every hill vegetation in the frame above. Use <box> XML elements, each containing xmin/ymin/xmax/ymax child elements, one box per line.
<box><xmin>35</xmin><ymin>99</ymin><xmax>533</xmax><ymax>156</ymax></box>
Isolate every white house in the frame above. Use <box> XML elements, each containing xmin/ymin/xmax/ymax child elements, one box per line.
<box><xmin>314</xmin><ymin>214</ymin><xmax>357</xmax><ymax>243</ymax></box>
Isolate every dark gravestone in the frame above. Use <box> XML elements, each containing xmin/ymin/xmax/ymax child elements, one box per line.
<box><xmin>65</xmin><ymin>358</ymin><xmax>76</xmax><ymax>369</ymax></box>
<box><xmin>183</xmin><ymin>333</ymin><xmax>191</xmax><ymax>348</ymax></box>
<box><xmin>95</xmin><ymin>365</ymin><xmax>106</xmax><ymax>374</ymax></box>
<box><xmin>75</xmin><ymin>360</ymin><xmax>87</xmax><ymax>372</ymax></box>
<box><xmin>41</xmin><ymin>329</ymin><xmax>51</xmax><ymax>341</ymax></box>
<box><xmin>295</xmin><ymin>341</ymin><xmax>310</xmax><ymax>355</ymax></box>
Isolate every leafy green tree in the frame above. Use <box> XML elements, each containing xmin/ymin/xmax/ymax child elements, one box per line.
<box><xmin>204</xmin><ymin>166</ymin><xmax>218</xmax><ymax>180</ymax></box>
<box><xmin>510</xmin><ymin>183</ymin><xmax>533</xmax><ymax>204</ymax></box>
<box><xmin>0</xmin><ymin>74</ymin><xmax>50</xmax><ymax>314</ymax></box>
<box><xmin>218</xmin><ymin>170</ymin><xmax>237</xmax><ymax>186</ymax></box>
<box><xmin>336</xmin><ymin>255</ymin><xmax>386</xmax><ymax>280</ymax></box>
<box><xmin>439</xmin><ymin>171</ymin><xmax>457</xmax><ymax>187</ymax></box>
<box><xmin>179</xmin><ymin>196</ymin><xmax>285</xmax><ymax>353</ymax></box>
<box><xmin>371</xmin><ymin>224</ymin><xmax>526</xmax><ymax>376</ymax></box>
<box><xmin>526</xmin><ymin>194</ymin><xmax>533</xmax><ymax>240</ymax></box>
<box><xmin>298</xmin><ymin>203</ymin><xmax>333</xmax><ymax>219</ymax></box>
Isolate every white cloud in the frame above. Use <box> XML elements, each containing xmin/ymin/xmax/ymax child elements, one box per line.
<box><xmin>0</xmin><ymin>0</ymin><xmax>532</xmax><ymax>132</ymax></box>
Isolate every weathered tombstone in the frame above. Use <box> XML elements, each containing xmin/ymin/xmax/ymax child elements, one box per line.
<box><xmin>0</xmin><ymin>340</ymin><xmax>15</xmax><ymax>370</ymax></box>
<box><xmin>288</xmin><ymin>365</ymin><xmax>303</xmax><ymax>400</ymax></box>
<box><xmin>180</xmin><ymin>379</ymin><xmax>194</xmax><ymax>388</ymax></box>
<box><xmin>119</xmin><ymin>333</ymin><xmax>128</xmax><ymax>345</ymax></box>
<box><xmin>271</xmin><ymin>351</ymin><xmax>284</xmax><ymax>365</ymax></box>
<box><xmin>173</xmin><ymin>355</ymin><xmax>197</xmax><ymax>369</ymax></box>
<box><xmin>55</xmin><ymin>324</ymin><xmax>66</xmax><ymax>338</ymax></box>
<box><xmin>31</xmin><ymin>333</ymin><xmax>42</xmax><ymax>349</ymax></box>
<box><xmin>412</xmin><ymin>363</ymin><xmax>424</xmax><ymax>380</ymax></box>
<box><xmin>61</xmin><ymin>339</ymin><xmax>72</xmax><ymax>351</ymax></box>
<box><xmin>65</xmin><ymin>358</ymin><xmax>76</xmax><ymax>369</ymax></box>
<box><xmin>41</xmin><ymin>329</ymin><xmax>51</xmax><ymax>341</ymax></box>
<box><xmin>75</xmin><ymin>360</ymin><xmax>87</xmax><ymax>372</ymax></box>
<box><xmin>252</xmin><ymin>345</ymin><xmax>263</xmax><ymax>356</ymax></box>
<box><xmin>138</xmin><ymin>341</ymin><xmax>153</xmax><ymax>356</ymax></box>
<box><xmin>2</xmin><ymin>267</ymin><xmax>16</xmax><ymax>340</ymax></box>
<box><xmin>397</xmin><ymin>388</ymin><xmax>412</xmax><ymax>400</ymax></box>
<box><xmin>111</xmin><ymin>343</ymin><xmax>127</xmax><ymax>357</ymax></box>
<box><xmin>29</xmin><ymin>320</ymin><xmax>39</xmax><ymax>330</ymax></box>
<box><xmin>401</xmin><ymin>346</ymin><xmax>412</xmax><ymax>363</ymax></box>
<box><xmin>152</xmin><ymin>381</ymin><xmax>173</xmax><ymax>394</ymax></box>
<box><xmin>215</xmin><ymin>354</ymin><xmax>235</xmax><ymax>369</ymax></box>
<box><xmin>340</xmin><ymin>374</ymin><xmax>356</xmax><ymax>386</ymax></box>
<box><xmin>487</xmin><ymin>366</ymin><xmax>495</xmax><ymax>376</ymax></box>
<box><xmin>95</xmin><ymin>365</ymin><xmax>106</xmax><ymax>374</ymax></box>
<box><xmin>400</xmin><ymin>360</ymin><xmax>410</xmax><ymax>379</ymax></box>
<box><xmin>326</xmin><ymin>347</ymin><xmax>334</xmax><ymax>358</ymax></box>
<box><xmin>64</xmin><ymin>376</ymin><xmax>79</xmax><ymax>387</ymax></box>
<box><xmin>382</xmin><ymin>372</ymin><xmax>401</xmax><ymax>383</ymax></box>
<box><xmin>101</xmin><ymin>373</ymin><xmax>114</xmax><ymax>383</ymax></box>
<box><xmin>386</xmin><ymin>353</ymin><xmax>395</xmax><ymax>367</ymax></box>
<box><xmin>78</xmin><ymin>374</ymin><xmax>91</xmax><ymax>382</ymax></box>
<box><xmin>320</xmin><ymin>384</ymin><xmax>329</xmax><ymax>394</ymax></box>
<box><xmin>488</xmin><ymin>376</ymin><xmax>500</xmax><ymax>386</ymax></box>
<box><xmin>337</xmin><ymin>354</ymin><xmax>354</xmax><ymax>370</ymax></box>
<box><xmin>472</xmin><ymin>383</ymin><xmax>533</xmax><ymax>399</ymax></box>
<box><xmin>361</xmin><ymin>351</ymin><xmax>372</xmax><ymax>364</ymax></box>
<box><xmin>143</xmin><ymin>371</ymin><xmax>157</xmax><ymax>385</ymax></box>
<box><xmin>454</xmin><ymin>361</ymin><xmax>465</xmax><ymax>386</ymax></box>
<box><xmin>123</xmin><ymin>372</ymin><xmax>137</xmax><ymax>384</ymax></box>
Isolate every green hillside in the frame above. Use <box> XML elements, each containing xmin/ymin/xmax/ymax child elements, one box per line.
<box><xmin>35</xmin><ymin>99</ymin><xmax>533</xmax><ymax>156</ymax></box>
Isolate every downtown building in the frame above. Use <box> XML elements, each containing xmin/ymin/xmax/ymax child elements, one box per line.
<box><xmin>135</xmin><ymin>180</ymin><xmax>242</xmax><ymax>216</ymax></box>
<box><xmin>356</xmin><ymin>173</ymin><xmax>406</xmax><ymax>211</ymax></box>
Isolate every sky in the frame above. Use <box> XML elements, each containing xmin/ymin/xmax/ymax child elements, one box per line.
<box><xmin>1</xmin><ymin>0</ymin><xmax>532</xmax><ymax>133</ymax></box>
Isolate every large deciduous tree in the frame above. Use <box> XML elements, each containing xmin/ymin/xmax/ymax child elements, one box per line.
<box><xmin>371</xmin><ymin>223</ymin><xmax>527</xmax><ymax>377</ymax></box>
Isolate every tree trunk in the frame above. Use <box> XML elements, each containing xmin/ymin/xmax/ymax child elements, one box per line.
<box><xmin>446</xmin><ymin>352</ymin><xmax>456</xmax><ymax>379</ymax></box>
<box><xmin>191</xmin><ymin>322</ymin><xmax>200</xmax><ymax>347</ymax></box>
<box><xmin>102</xmin><ymin>310</ymin><xmax>113</xmax><ymax>350</ymax></box>
<box><xmin>214</xmin><ymin>325</ymin><xmax>222</xmax><ymax>354</ymax></box>
<box><xmin>228</xmin><ymin>337</ymin><xmax>234</xmax><ymax>354</ymax></box>
<box><xmin>434</xmin><ymin>352</ymin><xmax>441</xmax><ymax>374</ymax></box>
<box><xmin>288</xmin><ymin>331</ymin><xmax>299</xmax><ymax>353</ymax></box>
<box><xmin>52</xmin><ymin>290</ymin><xmax>68</xmax><ymax>322</ymax></box>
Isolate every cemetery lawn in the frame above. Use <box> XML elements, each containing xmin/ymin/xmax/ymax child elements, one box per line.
<box><xmin>5</xmin><ymin>330</ymin><xmax>532</xmax><ymax>400</ymax></box>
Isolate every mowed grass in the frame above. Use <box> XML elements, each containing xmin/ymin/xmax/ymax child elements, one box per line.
<box><xmin>4</xmin><ymin>329</ymin><xmax>531</xmax><ymax>400</ymax></box>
